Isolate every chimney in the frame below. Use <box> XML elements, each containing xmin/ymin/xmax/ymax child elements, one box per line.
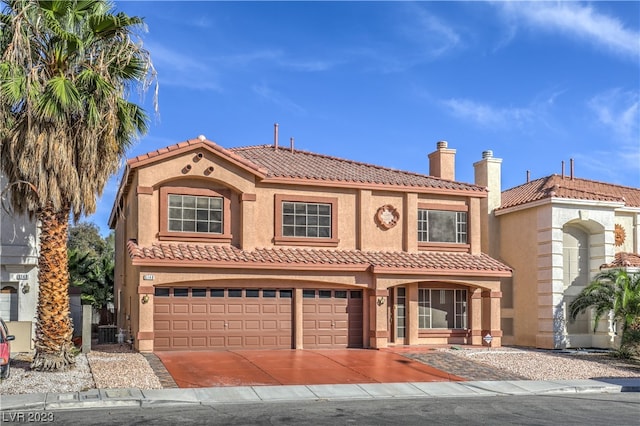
<box><xmin>428</xmin><ymin>140</ymin><xmax>456</xmax><ymax>180</ymax></box>
<box><xmin>474</xmin><ymin>149</ymin><xmax>503</xmax><ymax>256</ymax></box>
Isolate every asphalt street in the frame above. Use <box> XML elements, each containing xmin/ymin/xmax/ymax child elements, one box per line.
<box><xmin>2</xmin><ymin>393</ymin><xmax>639</xmax><ymax>426</ymax></box>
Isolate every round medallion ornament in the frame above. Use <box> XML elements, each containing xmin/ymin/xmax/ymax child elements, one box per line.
<box><xmin>375</xmin><ymin>205</ymin><xmax>400</xmax><ymax>229</ymax></box>
<box><xmin>614</xmin><ymin>224</ymin><xmax>626</xmax><ymax>247</ymax></box>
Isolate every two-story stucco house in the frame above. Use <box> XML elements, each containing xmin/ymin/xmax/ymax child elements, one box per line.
<box><xmin>476</xmin><ymin>154</ymin><xmax>640</xmax><ymax>350</ymax></box>
<box><xmin>0</xmin><ymin>174</ymin><xmax>40</xmax><ymax>351</ymax></box>
<box><xmin>109</xmin><ymin>135</ymin><xmax>511</xmax><ymax>352</ymax></box>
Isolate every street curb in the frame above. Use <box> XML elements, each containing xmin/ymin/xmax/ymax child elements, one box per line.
<box><xmin>1</xmin><ymin>379</ymin><xmax>638</xmax><ymax>411</ymax></box>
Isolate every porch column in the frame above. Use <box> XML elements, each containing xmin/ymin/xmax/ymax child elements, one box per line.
<box><xmin>482</xmin><ymin>290</ymin><xmax>503</xmax><ymax>347</ymax></box>
<box><xmin>137</xmin><ymin>285</ymin><xmax>155</xmax><ymax>352</ymax></box>
<box><xmin>406</xmin><ymin>283</ymin><xmax>419</xmax><ymax>345</ymax></box>
<box><xmin>470</xmin><ymin>288</ymin><xmax>483</xmax><ymax>345</ymax></box>
<box><xmin>294</xmin><ymin>288</ymin><xmax>303</xmax><ymax>349</ymax></box>
<box><xmin>369</xmin><ymin>289</ymin><xmax>389</xmax><ymax>349</ymax></box>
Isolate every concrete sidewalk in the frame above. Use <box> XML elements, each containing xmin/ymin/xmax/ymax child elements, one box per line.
<box><xmin>2</xmin><ymin>378</ymin><xmax>639</xmax><ymax>411</ymax></box>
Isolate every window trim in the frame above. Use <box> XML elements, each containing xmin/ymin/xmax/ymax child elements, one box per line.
<box><xmin>159</xmin><ymin>186</ymin><xmax>232</xmax><ymax>242</ymax></box>
<box><xmin>418</xmin><ymin>287</ymin><xmax>468</xmax><ymax>330</ymax></box>
<box><xmin>274</xmin><ymin>194</ymin><xmax>339</xmax><ymax>247</ymax></box>
<box><xmin>417</xmin><ymin>203</ymin><xmax>469</xmax><ymax>252</ymax></box>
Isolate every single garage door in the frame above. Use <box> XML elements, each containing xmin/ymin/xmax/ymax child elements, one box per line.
<box><xmin>154</xmin><ymin>288</ymin><xmax>293</xmax><ymax>351</ymax></box>
<box><xmin>303</xmin><ymin>289</ymin><xmax>363</xmax><ymax>348</ymax></box>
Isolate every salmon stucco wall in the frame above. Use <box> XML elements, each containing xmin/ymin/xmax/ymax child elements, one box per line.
<box><xmin>499</xmin><ymin>206</ymin><xmax>539</xmax><ymax>347</ymax></box>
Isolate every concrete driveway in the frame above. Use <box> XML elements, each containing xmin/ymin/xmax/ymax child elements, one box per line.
<box><xmin>155</xmin><ymin>349</ymin><xmax>464</xmax><ymax>388</ymax></box>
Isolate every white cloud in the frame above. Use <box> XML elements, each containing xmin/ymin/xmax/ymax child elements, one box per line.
<box><xmin>588</xmin><ymin>88</ymin><xmax>640</xmax><ymax>143</ymax></box>
<box><xmin>146</xmin><ymin>42</ymin><xmax>222</xmax><ymax>91</ymax></box>
<box><xmin>252</xmin><ymin>84</ymin><xmax>306</xmax><ymax>116</ymax></box>
<box><xmin>442</xmin><ymin>98</ymin><xmax>534</xmax><ymax>128</ymax></box>
<box><xmin>409</xmin><ymin>5</ymin><xmax>462</xmax><ymax>57</ymax></box>
<box><xmin>497</xmin><ymin>2</ymin><xmax>640</xmax><ymax>60</ymax></box>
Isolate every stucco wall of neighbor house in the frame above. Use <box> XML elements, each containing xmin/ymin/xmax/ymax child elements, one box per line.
<box><xmin>550</xmin><ymin>203</ymin><xmax>616</xmax><ymax>349</ymax></box>
<box><xmin>498</xmin><ymin>206</ymin><xmax>540</xmax><ymax>348</ymax></box>
<box><xmin>614</xmin><ymin>212</ymin><xmax>638</xmax><ymax>254</ymax></box>
<box><xmin>1</xmin><ymin>176</ymin><xmax>39</xmax><ymax>350</ymax></box>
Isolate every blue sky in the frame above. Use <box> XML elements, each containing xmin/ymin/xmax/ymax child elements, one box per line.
<box><xmin>90</xmin><ymin>1</ymin><xmax>639</xmax><ymax>235</ymax></box>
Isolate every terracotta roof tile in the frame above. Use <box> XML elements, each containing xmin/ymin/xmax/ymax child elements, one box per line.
<box><xmin>229</xmin><ymin>145</ymin><xmax>484</xmax><ymax>192</ymax></box>
<box><xmin>600</xmin><ymin>252</ymin><xmax>640</xmax><ymax>269</ymax></box>
<box><xmin>500</xmin><ymin>175</ymin><xmax>640</xmax><ymax>210</ymax></box>
<box><xmin>126</xmin><ymin>240</ymin><xmax>511</xmax><ymax>275</ymax></box>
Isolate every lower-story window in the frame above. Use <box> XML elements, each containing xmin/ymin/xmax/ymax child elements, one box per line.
<box><xmin>418</xmin><ymin>289</ymin><xmax>467</xmax><ymax>329</ymax></box>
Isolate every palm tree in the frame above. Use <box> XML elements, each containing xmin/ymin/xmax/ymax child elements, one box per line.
<box><xmin>0</xmin><ymin>0</ymin><xmax>156</xmax><ymax>370</ymax></box>
<box><xmin>569</xmin><ymin>269</ymin><xmax>640</xmax><ymax>354</ymax></box>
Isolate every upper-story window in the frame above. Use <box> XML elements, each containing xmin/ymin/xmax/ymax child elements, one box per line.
<box><xmin>417</xmin><ymin>203</ymin><xmax>469</xmax><ymax>251</ymax></box>
<box><xmin>168</xmin><ymin>194</ymin><xmax>223</xmax><ymax>233</ymax></box>
<box><xmin>282</xmin><ymin>201</ymin><xmax>331</xmax><ymax>238</ymax></box>
<box><xmin>159</xmin><ymin>186</ymin><xmax>231</xmax><ymax>242</ymax></box>
<box><xmin>274</xmin><ymin>194</ymin><xmax>339</xmax><ymax>247</ymax></box>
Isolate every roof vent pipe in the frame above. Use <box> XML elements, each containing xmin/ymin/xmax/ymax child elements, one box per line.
<box><xmin>274</xmin><ymin>123</ymin><xmax>279</xmax><ymax>150</ymax></box>
<box><xmin>526</xmin><ymin>170</ymin><xmax>530</xmax><ymax>183</ymax></box>
<box><xmin>290</xmin><ymin>137</ymin><xmax>295</xmax><ymax>153</ymax></box>
<box><xmin>561</xmin><ymin>160</ymin><xmax>565</xmax><ymax>179</ymax></box>
<box><xmin>570</xmin><ymin>158</ymin><xmax>574</xmax><ymax>180</ymax></box>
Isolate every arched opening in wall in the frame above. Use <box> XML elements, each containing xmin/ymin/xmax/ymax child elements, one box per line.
<box><xmin>0</xmin><ymin>285</ymin><xmax>18</xmax><ymax>321</ymax></box>
<box><xmin>563</xmin><ymin>224</ymin><xmax>589</xmax><ymax>335</ymax></box>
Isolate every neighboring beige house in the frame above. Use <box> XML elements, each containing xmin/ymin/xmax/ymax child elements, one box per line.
<box><xmin>475</xmin><ymin>155</ymin><xmax>640</xmax><ymax>349</ymax></box>
<box><xmin>109</xmin><ymin>136</ymin><xmax>511</xmax><ymax>352</ymax></box>
<box><xmin>0</xmin><ymin>174</ymin><xmax>39</xmax><ymax>351</ymax></box>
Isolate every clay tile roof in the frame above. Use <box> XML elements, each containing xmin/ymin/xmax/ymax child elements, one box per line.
<box><xmin>126</xmin><ymin>240</ymin><xmax>511</xmax><ymax>275</ymax></box>
<box><xmin>230</xmin><ymin>145</ymin><xmax>484</xmax><ymax>192</ymax></box>
<box><xmin>600</xmin><ymin>252</ymin><xmax>640</xmax><ymax>269</ymax></box>
<box><xmin>500</xmin><ymin>175</ymin><xmax>640</xmax><ymax>210</ymax></box>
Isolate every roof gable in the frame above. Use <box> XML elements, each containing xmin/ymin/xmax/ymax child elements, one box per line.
<box><xmin>500</xmin><ymin>175</ymin><xmax>640</xmax><ymax>210</ymax></box>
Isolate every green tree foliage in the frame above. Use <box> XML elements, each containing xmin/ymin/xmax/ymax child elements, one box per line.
<box><xmin>68</xmin><ymin>224</ymin><xmax>114</xmax><ymax>318</ymax></box>
<box><xmin>68</xmin><ymin>222</ymin><xmax>106</xmax><ymax>258</ymax></box>
<box><xmin>0</xmin><ymin>0</ymin><xmax>156</xmax><ymax>371</ymax></box>
<box><xmin>569</xmin><ymin>269</ymin><xmax>640</xmax><ymax>357</ymax></box>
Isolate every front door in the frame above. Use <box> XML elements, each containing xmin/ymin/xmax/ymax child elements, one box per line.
<box><xmin>389</xmin><ymin>286</ymin><xmax>406</xmax><ymax>344</ymax></box>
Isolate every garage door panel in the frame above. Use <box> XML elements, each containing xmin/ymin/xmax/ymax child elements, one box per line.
<box><xmin>262</xmin><ymin>305</ymin><xmax>277</xmax><ymax>314</ymax></box>
<box><xmin>262</xmin><ymin>320</ymin><xmax>277</xmax><ymax>330</ymax></box>
<box><xmin>191</xmin><ymin>320</ymin><xmax>207</xmax><ymax>331</ymax></box>
<box><xmin>191</xmin><ymin>337</ymin><xmax>207</xmax><ymax>347</ymax></box>
<box><xmin>210</xmin><ymin>304</ymin><xmax>225</xmax><ymax>314</ymax></box>
<box><xmin>155</xmin><ymin>305</ymin><xmax>170</xmax><ymax>314</ymax></box>
<box><xmin>154</xmin><ymin>320</ymin><xmax>170</xmax><ymax>331</ymax></box>
<box><xmin>173</xmin><ymin>337</ymin><xmax>188</xmax><ymax>347</ymax></box>
<box><xmin>317</xmin><ymin>305</ymin><xmax>334</xmax><ymax>314</ymax></box>
<box><xmin>172</xmin><ymin>304</ymin><xmax>189</xmax><ymax>314</ymax></box>
<box><xmin>245</xmin><ymin>304</ymin><xmax>260</xmax><ymax>314</ymax></box>
<box><xmin>227</xmin><ymin>304</ymin><xmax>243</xmax><ymax>314</ymax></box>
<box><xmin>191</xmin><ymin>304</ymin><xmax>207</xmax><ymax>314</ymax></box>
<box><xmin>227</xmin><ymin>336</ymin><xmax>242</xmax><ymax>346</ymax></box>
<box><xmin>172</xmin><ymin>320</ymin><xmax>189</xmax><ymax>331</ymax></box>
<box><xmin>154</xmin><ymin>287</ymin><xmax>293</xmax><ymax>350</ymax></box>
<box><xmin>227</xmin><ymin>320</ymin><xmax>243</xmax><ymax>330</ymax></box>
<box><xmin>303</xmin><ymin>289</ymin><xmax>363</xmax><ymax>349</ymax></box>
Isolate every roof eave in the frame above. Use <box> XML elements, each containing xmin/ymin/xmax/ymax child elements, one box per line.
<box><xmin>261</xmin><ymin>177</ymin><xmax>488</xmax><ymax>197</ymax></box>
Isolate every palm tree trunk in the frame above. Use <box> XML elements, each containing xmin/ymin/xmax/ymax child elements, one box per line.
<box><xmin>31</xmin><ymin>203</ymin><xmax>75</xmax><ymax>371</ymax></box>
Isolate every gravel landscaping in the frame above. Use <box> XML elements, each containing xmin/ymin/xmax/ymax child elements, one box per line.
<box><xmin>0</xmin><ymin>345</ymin><xmax>638</xmax><ymax>396</ymax></box>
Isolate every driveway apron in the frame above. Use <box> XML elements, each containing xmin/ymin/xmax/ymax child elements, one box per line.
<box><xmin>154</xmin><ymin>349</ymin><xmax>464</xmax><ymax>388</ymax></box>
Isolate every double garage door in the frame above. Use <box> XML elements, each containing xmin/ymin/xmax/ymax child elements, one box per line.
<box><xmin>154</xmin><ymin>287</ymin><xmax>363</xmax><ymax>351</ymax></box>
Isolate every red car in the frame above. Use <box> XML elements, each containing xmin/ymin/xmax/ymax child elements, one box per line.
<box><xmin>0</xmin><ymin>318</ymin><xmax>15</xmax><ymax>379</ymax></box>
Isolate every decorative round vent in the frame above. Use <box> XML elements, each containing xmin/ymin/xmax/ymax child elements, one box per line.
<box><xmin>375</xmin><ymin>205</ymin><xmax>400</xmax><ymax>229</ymax></box>
<box><xmin>614</xmin><ymin>224</ymin><xmax>626</xmax><ymax>247</ymax></box>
